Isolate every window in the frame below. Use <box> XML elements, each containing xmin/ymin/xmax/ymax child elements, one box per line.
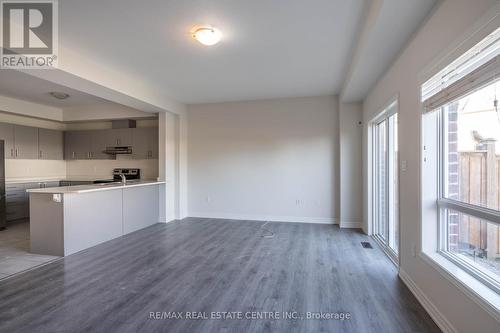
<box><xmin>422</xmin><ymin>27</ymin><xmax>500</xmax><ymax>294</ymax></box>
<box><xmin>438</xmin><ymin>81</ymin><xmax>500</xmax><ymax>291</ymax></box>
<box><xmin>372</xmin><ymin>103</ymin><xmax>399</xmax><ymax>260</ymax></box>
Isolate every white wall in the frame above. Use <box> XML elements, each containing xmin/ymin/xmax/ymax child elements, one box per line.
<box><xmin>0</xmin><ymin>95</ymin><xmax>63</xmax><ymax>121</ymax></box>
<box><xmin>63</xmin><ymin>104</ymin><xmax>155</xmax><ymax>122</ymax></box>
<box><xmin>187</xmin><ymin>96</ymin><xmax>339</xmax><ymax>223</ymax></box>
<box><xmin>362</xmin><ymin>0</ymin><xmax>500</xmax><ymax>331</ymax></box>
<box><xmin>339</xmin><ymin>103</ymin><xmax>363</xmax><ymax>228</ymax></box>
<box><xmin>158</xmin><ymin>111</ymin><xmax>184</xmax><ymax>222</ymax></box>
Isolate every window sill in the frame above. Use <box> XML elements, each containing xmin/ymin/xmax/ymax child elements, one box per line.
<box><xmin>419</xmin><ymin>251</ymin><xmax>500</xmax><ymax>322</ymax></box>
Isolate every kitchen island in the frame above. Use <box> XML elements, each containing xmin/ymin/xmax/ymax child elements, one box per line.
<box><xmin>27</xmin><ymin>181</ymin><xmax>165</xmax><ymax>256</ymax></box>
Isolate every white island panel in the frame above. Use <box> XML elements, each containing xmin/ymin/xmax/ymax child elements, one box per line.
<box><xmin>64</xmin><ymin>191</ymin><xmax>123</xmax><ymax>256</ymax></box>
<box><xmin>123</xmin><ymin>185</ymin><xmax>159</xmax><ymax>234</ymax></box>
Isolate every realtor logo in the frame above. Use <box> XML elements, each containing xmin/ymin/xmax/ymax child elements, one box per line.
<box><xmin>1</xmin><ymin>0</ymin><xmax>58</xmax><ymax>68</ymax></box>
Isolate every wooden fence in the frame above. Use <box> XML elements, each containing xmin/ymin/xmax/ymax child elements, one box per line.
<box><xmin>454</xmin><ymin>143</ymin><xmax>499</xmax><ymax>259</ymax></box>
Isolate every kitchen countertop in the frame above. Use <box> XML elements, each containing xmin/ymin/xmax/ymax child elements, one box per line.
<box><xmin>26</xmin><ymin>180</ymin><xmax>165</xmax><ymax>194</ymax></box>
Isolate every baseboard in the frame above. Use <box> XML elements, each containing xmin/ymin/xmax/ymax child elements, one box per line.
<box><xmin>158</xmin><ymin>216</ymin><xmax>177</xmax><ymax>223</ymax></box>
<box><xmin>339</xmin><ymin>221</ymin><xmax>363</xmax><ymax>229</ymax></box>
<box><xmin>399</xmin><ymin>269</ymin><xmax>457</xmax><ymax>333</ymax></box>
<box><xmin>188</xmin><ymin>212</ymin><xmax>336</xmax><ymax>224</ymax></box>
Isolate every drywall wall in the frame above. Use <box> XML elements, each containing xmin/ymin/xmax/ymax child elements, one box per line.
<box><xmin>339</xmin><ymin>103</ymin><xmax>363</xmax><ymax>228</ymax></box>
<box><xmin>187</xmin><ymin>95</ymin><xmax>339</xmax><ymax>223</ymax></box>
<box><xmin>63</xmin><ymin>104</ymin><xmax>156</xmax><ymax>122</ymax></box>
<box><xmin>158</xmin><ymin>111</ymin><xmax>181</xmax><ymax>222</ymax></box>
<box><xmin>0</xmin><ymin>112</ymin><xmax>65</xmax><ymax>130</ymax></box>
<box><xmin>0</xmin><ymin>95</ymin><xmax>63</xmax><ymax>121</ymax></box>
<box><xmin>362</xmin><ymin>0</ymin><xmax>500</xmax><ymax>331</ymax></box>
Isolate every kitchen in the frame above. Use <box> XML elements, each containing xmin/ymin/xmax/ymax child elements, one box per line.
<box><xmin>0</xmin><ymin>77</ymin><xmax>163</xmax><ymax>279</ymax></box>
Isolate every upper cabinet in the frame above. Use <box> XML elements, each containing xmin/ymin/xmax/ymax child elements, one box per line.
<box><xmin>64</xmin><ymin>127</ymin><xmax>158</xmax><ymax>160</ymax></box>
<box><xmin>0</xmin><ymin>123</ymin><xmax>15</xmax><ymax>158</ymax></box>
<box><xmin>110</xmin><ymin>128</ymin><xmax>132</xmax><ymax>147</ymax></box>
<box><xmin>132</xmin><ymin>127</ymin><xmax>158</xmax><ymax>159</ymax></box>
<box><xmin>64</xmin><ymin>130</ymin><xmax>91</xmax><ymax>160</ymax></box>
<box><xmin>14</xmin><ymin>125</ymin><xmax>39</xmax><ymax>159</ymax></box>
<box><xmin>38</xmin><ymin>128</ymin><xmax>64</xmax><ymax>160</ymax></box>
<box><xmin>90</xmin><ymin>130</ymin><xmax>113</xmax><ymax>160</ymax></box>
<box><xmin>0</xmin><ymin>122</ymin><xmax>158</xmax><ymax>161</ymax></box>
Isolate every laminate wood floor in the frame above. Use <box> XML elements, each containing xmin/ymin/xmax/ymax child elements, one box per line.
<box><xmin>0</xmin><ymin>218</ymin><xmax>440</xmax><ymax>333</ymax></box>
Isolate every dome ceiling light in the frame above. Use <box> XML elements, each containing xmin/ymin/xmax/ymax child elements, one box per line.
<box><xmin>192</xmin><ymin>26</ymin><xmax>222</xmax><ymax>46</ymax></box>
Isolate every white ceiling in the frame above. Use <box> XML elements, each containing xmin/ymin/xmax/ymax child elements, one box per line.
<box><xmin>341</xmin><ymin>0</ymin><xmax>437</xmax><ymax>102</ymax></box>
<box><xmin>0</xmin><ymin>0</ymin><xmax>438</xmax><ymax>107</ymax></box>
<box><xmin>58</xmin><ymin>0</ymin><xmax>368</xmax><ymax>104</ymax></box>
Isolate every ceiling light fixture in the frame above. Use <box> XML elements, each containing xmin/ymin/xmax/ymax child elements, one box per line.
<box><xmin>192</xmin><ymin>26</ymin><xmax>222</xmax><ymax>46</ymax></box>
<box><xmin>49</xmin><ymin>91</ymin><xmax>70</xmax><ymax>100</ymax></box>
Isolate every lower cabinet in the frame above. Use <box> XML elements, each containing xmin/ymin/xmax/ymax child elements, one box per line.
<box><xmin>5</xmin><ymin>181</ymin><xmax>63</xmax><ymax>222</ymax></box>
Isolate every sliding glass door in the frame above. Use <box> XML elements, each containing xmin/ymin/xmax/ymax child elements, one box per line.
<box><xmin>373</xmin><ymin>107</ymin><xmax>399</xmax><ymax>260</ymax></box>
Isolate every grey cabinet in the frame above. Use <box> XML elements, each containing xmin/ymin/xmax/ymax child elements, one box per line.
<box><xmin>65</xmin><ymin>130</ymin><xmax>113</xmax><ymax>160</ymax></box>
<box><xmin>65</xmin><ymin>131</ymin><xmax>91</xmax><ymax>160</ymax></box>
<box><xmin>132</xmin><ymin>127</ymin><xmax>158</xmax><ymax>159</ymax></box>
<box><xmin>14</xmin><ymin>125</ymin><xmax>39</xmax><ymax>159</ymax></box>
<box><xmin>38</xmin><ymin>128</ymin><xmax>64</xmax><ymax>160</ymax></box>
<box><xmin>0</xmin><ymin>122</ymin><xmax>64</xmax><ymax>160</ymax></box>
<box><xmin>5</xmin><ymin>181</ymin><xmax>62</xmax><ymax>221</ymax></box>
<box><xmin>0</xmin><ymin>123</ymin><xmax>15</xmax><ymax>159</ymax></box>
<box><xmin>90</xmin><ymin>130</ymin><xmax>112</xmax><ymax>160</ymax></box>
<box><xmin>63</xmin><ymin>128</ymin><xmax>155</xmax><ymax>160</ymax></box>
<box><xmin>6</xmin><ymin>183</ymin><xmax>29</xmax><ymax>221</ymax></box>
<box><xmin>110</xmin><ymin>129</ymin><xmax>132</xmax><ymax>146</ymax></box>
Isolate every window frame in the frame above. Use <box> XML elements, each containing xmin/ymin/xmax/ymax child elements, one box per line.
<box><xmin>435</xmin><ymin>85</ymin><xmax>500</xmax><ymax>294</ymax></box>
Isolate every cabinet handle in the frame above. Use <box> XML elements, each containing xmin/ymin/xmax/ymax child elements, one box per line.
<box><xmin>72</xmin><ymin>152</ymin><xmax>76</xmax><ymax>159</ymax></box>
<box><xmin>117</xmin><ymin>139</ymin><xmax>120</xmax><ymax>145</ymax></box>
<box><xmin>10</xmin><ymin>149</ymin><xmax>13</xmax><ymax>157</ymax></box>
<box><xmin>15</xmin><ymin>149</ymin><xmax>18</xmax><ymax>157</ymax></box>
<box><xmin>39</xmin><ymin>150</ymin><xmax>42</xmax><ymax>158</ymax></box>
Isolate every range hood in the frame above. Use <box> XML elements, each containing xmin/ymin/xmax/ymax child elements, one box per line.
<box><xmin>104</xmin><ymin>119</ymin><xmax>136</xmax><ymax>155</ymax></box>
<box><xmin>104</xmin><ymin>146</ymin><xmax>132</xmax><ymax>155</ymax></box>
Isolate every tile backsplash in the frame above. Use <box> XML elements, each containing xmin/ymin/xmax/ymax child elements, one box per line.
<box><xmin>66</xmin><ymin>156</ymin><xmax>159</xmax><ymax>180</ymax></box>
<box><xmin>5</xmin><ymin>156</ymin><xmax>159</xmax><ymax>181</ymax></box>
<box><xmin>6</xmin><ymin>159</ymin><xmax>67</xmax><ymax>180</ymax></box>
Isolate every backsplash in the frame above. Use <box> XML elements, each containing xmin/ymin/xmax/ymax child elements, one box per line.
<box><xmin>5</xmin><ymin>157</ymin><xmax>159</xmax><ymax>181</ymax></box>
<box><xmin>5</xmin><ymin>159</ymin><xmax>67</xmax><ymax>181</ymax></box>
<box><xmin>66</xmin><ymin>156</ymin><xmax>159</xmax><ymax>180</ymax></box>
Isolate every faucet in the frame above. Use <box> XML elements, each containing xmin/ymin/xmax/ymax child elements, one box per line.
<box><xmin>119</xmin><ymin>174</ymin><xmax>126</xmax><ymax>184</ymax></box>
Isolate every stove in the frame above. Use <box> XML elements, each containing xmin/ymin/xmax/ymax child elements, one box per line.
<box><xmin>93</xmin><ymin>169</ymin><xmax>141</xmax><ymax>184</ymax></box>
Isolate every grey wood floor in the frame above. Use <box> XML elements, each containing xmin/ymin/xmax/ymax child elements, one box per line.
<box><xmin>0</xmin><ymin>218</ymin><xmax>440</xmax><ymax>333</ymax></box>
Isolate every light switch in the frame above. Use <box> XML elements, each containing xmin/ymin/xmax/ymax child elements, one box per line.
<box><xmin>401</xmin><ymin>160</ymin><xmax>408</xmax><ymax>172</ymax></box>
